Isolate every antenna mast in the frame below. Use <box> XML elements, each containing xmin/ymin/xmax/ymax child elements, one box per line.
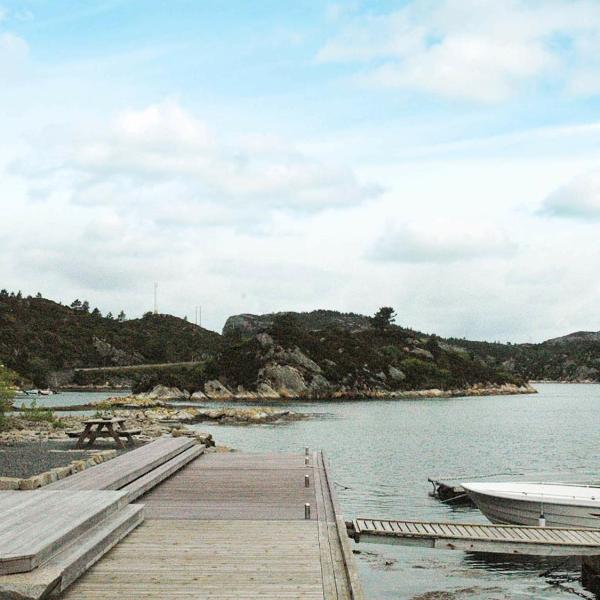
<box><xmin>153</xmin><ymin>282</ymin><xmax>158</xmax><ymax>315</ymax></box>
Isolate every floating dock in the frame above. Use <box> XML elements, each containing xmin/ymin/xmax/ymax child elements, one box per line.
<box><xmin>348</xmin><ymin>518</ymin><xmax>600</xmax><ymax>556</ymax></box>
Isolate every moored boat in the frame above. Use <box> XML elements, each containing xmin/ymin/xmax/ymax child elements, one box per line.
<box><xmin>461</xmin><ymin>482</ymin><xmax>600</xmax><ymax>529</ymax></box>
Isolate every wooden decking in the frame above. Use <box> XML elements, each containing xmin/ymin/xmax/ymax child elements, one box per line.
<box><xmin>350</xmin><ymin>518</ymin><xmax>600</xmax><ymax>556</ymax></box>
<box><xmin>46</xmin><ymin>437</ymin><xmax>195</xmax><ymax>491</ymax></box>
<box><xmin>62</xmin><ymin>451</ymin><xmax>363</xmax><ymax>599</ymax></box>
<box><xmin>0</xmin><ymin>490</ymin><xmax>129</xmax><ymax>575</ymax></box>
<box><xmin>0</xmin><ymin>438</ymin><xmax>203</xmax><ymax>599</ymax></box>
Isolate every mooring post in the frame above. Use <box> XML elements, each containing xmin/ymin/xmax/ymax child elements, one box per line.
<box><xmin>305</xmin><ymin>474</ymin><xmax>310</xmax><ymax>488</ymax></box>
<box><xmin>582</xmin><ymin>556</ymin><xmax>600</xmax><ymax>596</ymax></box>
<box><xmin>305</xmin><ymin>503</ymin><xmax>311</xmax><ymax>519</ymax></box>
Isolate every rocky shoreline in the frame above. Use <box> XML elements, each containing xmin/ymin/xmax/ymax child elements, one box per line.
<box><xmin>115</xmin><ymin>381</ymin><xmax>537</xmax><ymax>403</ymax></box>
<box><xmin>0</xmin><ymin>402</ymin><xmax>306</xmax><ymax>448</ymax></box>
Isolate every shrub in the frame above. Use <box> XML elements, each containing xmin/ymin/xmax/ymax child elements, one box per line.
<box><xmin>0</xmin><ymin>365</ymin><xmax>16</xmax><ymax>430</ymax></box>
<box><xmin>19</xmin><ymin>399</ymin><xmax>58</xmax><ymax>425</ymax></box>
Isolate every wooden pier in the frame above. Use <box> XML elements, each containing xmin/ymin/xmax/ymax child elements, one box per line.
<box><xmin>348</xmin><ymin>518</ymin><xmax>600</xmax><ymax>556</ymax></box>
<box><xmin>60</xmin><ymin>450</ymin><xmax>363</xmax><ymax>599</ymax></box>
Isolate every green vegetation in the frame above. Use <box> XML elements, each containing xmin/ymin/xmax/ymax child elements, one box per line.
<box><xmin>131</xmin><ymin>362</ymin><xmax>209</xmax><ymax>394</ymax></box>
<box><xmin>0</xmin><ymin>364</ymin><xmax>16</xmax><ymax>430</ymax></box>
<box><xmin>19</xmin><ymin>399</ymin><xmax>62</xmax><ymax>426</ymax></box>
<box><xmin>371</xmin><ymin>306</ymin><xmax>397</xmax><ymax>332</ymax></box>
<box><xmin>0</xmin><ymin>291</ymin><xmax>221</xmax><ymax>384</ymax></box>
<box><xmin>448</xmin><ymin>335</ymin><xmax>600</xmax><ymax>382</ymax></box>
<box><xmin>132</xmin><ymin>309</ymin><xmax>525</xmax><ymax>394</ymax></box>
<box><xmin>2</xmin><ymin>290</ymin><xmax>598</xmax><ymax>397</ymax></box>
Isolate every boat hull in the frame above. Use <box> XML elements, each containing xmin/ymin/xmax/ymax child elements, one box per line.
<box><xmin>467</xmin><ymin>489</ymin><xmax>600</xmax><ymax>529</ymax></box>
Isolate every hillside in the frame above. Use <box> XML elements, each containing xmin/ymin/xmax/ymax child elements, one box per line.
<box><xmin>132</xmin><ymin>312</ymin><xmax>531</xmax><ymax>398</ymax></box>
<box><xmin>451</xmin><ymin>335</ymin><xmax>600</xmax><ymax>382</ymax></box>
<box><xmin>2</xmin><ymin>290</ymin><xmax>597</xmax><ymax>394</ymax></box>
<box><xmin>0</xmin><ymin>291</ymin><xmax>221</xmax><ymax>386</ymax></box>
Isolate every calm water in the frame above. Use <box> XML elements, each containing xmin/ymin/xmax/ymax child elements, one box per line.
<box><xmin>30</xmin><ymin>384</ymin><xmax>600</xmax><ymax>599</ymax></box>
<box><xmin>14</xmin><ymin>390</ymin><xmax>130</xmax><ymax>408</ymax></box>
<box><xmin>187</xmin><ymin>383</ymin><xmax>599</xmax><ymax>600</ymax></box>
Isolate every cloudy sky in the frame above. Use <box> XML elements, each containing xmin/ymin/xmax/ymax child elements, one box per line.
<box><xmin>1</xmin><ymin>0</ymin><xmax>600</xmax><ymax>341</ymax></box>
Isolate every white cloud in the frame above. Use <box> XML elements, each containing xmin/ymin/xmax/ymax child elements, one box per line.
<box><xmin>540</xmin><ymin>170</ymin><xmax>600</xmax><ymax>220</ymax></box>
<box><xmin>0</xmin><ymin>31</ymin><xmax>28</xmax><ymax>78</ymax></box>
<box><xmin>369</xmin><ymin>221</ymin><xmax>516</xmax><ymax>263</ymax></box>
<box><xmin>318</xmin><ymin>0</ymin><xmax>600</xmax><ymax>102</ymax></box>
<box><xmin>13</xmin><ymin>100</ymin><xmax>380</xmax><ymax>219</ymax></box>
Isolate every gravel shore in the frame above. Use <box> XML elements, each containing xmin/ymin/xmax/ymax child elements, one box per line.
<box><xmin>0</xmin><ymin>441</ymin><xmax>125</xmax><ymax>478</ymax></box>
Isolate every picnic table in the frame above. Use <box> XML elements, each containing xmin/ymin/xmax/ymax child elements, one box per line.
<box><xmin>73</xmin><ymin>418</ymin><xmax>140</xmax><ymax>449</ymax></box>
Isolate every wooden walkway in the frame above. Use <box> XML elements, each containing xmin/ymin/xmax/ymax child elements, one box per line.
<box><xmin>0</xmin><ymin>438</ymin><xmax>203</xmax><ymax>599</ymax></box>
<box><xmin>62</xmin><ymin>451</ymin><xmax>363</xmax><ymax>599</ymax></box>
<box><xmin>350</xmin><ymin>518</ymin><xmax>600</xmax><ymax>556</ymax></box>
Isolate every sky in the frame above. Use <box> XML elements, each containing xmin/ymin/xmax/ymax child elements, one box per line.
<box><xmin>1</xmin><ymin>0</ymin><xmax>600</xmax><ymax>342</ymax></box>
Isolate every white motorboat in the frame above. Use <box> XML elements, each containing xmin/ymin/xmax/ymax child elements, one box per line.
<box><xmin>461</xmin><ymin>482</ymin><xmax>600</xmax><ymax>529</ymax></box>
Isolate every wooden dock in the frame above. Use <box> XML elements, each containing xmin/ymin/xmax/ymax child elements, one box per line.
<box><xmin>349</xmin><ymin>518</ymin><xmax>600</xmax><ymax>556</ymax></box>
<box><xmin>61</xmin><ymin>451</ymin><xmax>363</xmax><ymax>599</ymax></box>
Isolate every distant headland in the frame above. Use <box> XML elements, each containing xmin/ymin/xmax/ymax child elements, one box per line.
<box><xmin>1</xmin><ymin>290</ymin><xmax>599</xmax><ymax>400</ymax></box>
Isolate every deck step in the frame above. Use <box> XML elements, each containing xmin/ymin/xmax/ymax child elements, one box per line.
<box><xmin>122</xmin><ymin>444</ymin><xmax>205</xmax><ymax>502</ymax></box>
<box><xmin>0</xmin><ymin>490</ymin><xmax>128</xmax><ymax>575</ymax></box>
<box><xmin>0</xmin><ymin>504</ymin><xmax>144</xmax><ymax>600</ymax></box>
<box><xmin>46</xmin><ymin>437</ymin><xmax>195</xmax><ymax>491</ymax></box>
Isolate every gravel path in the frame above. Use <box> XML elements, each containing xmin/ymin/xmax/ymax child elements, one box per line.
<box><xmin>0</xmin><ymin>441</ymin><xmax>129</xmax><ymax>479</ymax></box>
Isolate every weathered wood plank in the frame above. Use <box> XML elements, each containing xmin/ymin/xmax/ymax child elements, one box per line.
<box><xmin>57</xmin><ymin>451</ymin><xmax>360</xmax><ymax>599</ymax></box>
<box><xmin>47</xmin><ymin>437</ymin><xmax>194</xmax><ymax>491</ymax></box>
<box><xmin>62</xmin><ymin>519</ymin><xmax>325</xmax><ymax>599</ymax></box>
<box><xmin>0</xmin><ymin>490</ymin><xmax>128</xmax><ymax>575</ymax></box>
<box><xmin>353</xmin><ymin>518</ymin><xmax>600</xmax><ymax>556</ymax></box>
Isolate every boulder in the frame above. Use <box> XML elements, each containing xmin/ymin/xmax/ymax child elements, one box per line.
<box><xmin>308</xmin><ymin>374</ymin><xmax>331</xmax><ymax>394</ymax></box>
<box><xmin>190</xmin><ymin>390</ymin><xmax>208</xmax><ymax>401</ymax></box>
<box><xmin>259</xmin><ymin>365</ymin><xmax>307</xmax><ymax>397</ymax></box>
<box><xmin>142</xmin><ymin>385</ymin><xmax>188</xmax><ymax>401</ymax></box>
<box><xmin>256</xmin><ymin>383</ymin><xmax>280</xmax><ymax>399</ymax></box>
<box><xmin>256</xmin><ymin>332</ymin><xmax>275</xmax><ymax>348</ymax></box>
<box><xmin>410</xmin><ymin>348</ymin><xmax>434</xmax><ymax>360</ymax></box>
<box><xmin>171</xmin><ymin>430</ymin><xmax>215</xmax><ymax>446</ymax></box>
<box><xmin>283</xmin><ymin>347</ymin><xmax>321</xmax><ymax>373</ymax></box>
<box><xmin>204</xmin><ymin>380</ymin><xmax>234</xmax><ymax>400</ymax></box>
<box><xmin>0</xmin><ymin>477</ymin><xmax>20</xmax><ymax>490</ymax></box>
<box><xmin>388</xmin><ymin>366</ymin><xmax>406</xmax><ymax>381</ymax></box>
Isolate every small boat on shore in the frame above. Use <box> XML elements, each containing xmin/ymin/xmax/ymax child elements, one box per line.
<box><xmin>462</xmin><ymin>482</ymin><xmax>600</xmax><ymax>529</ymax></box>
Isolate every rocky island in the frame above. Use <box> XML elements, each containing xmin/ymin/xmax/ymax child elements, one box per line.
<box><xmin>2</xmin><ymin>291</ymin><xmax>596</xmax><ymax>400</ymax></box>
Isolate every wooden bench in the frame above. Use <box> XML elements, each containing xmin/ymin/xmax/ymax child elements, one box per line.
<box><xmin>71</xmin><ymin>418</ymin><xmax>142</xmax><ymax>449</ymax></box>
<box><xmin>67</xmin><ymin>429</ymin><xmax>142</xmax><ymax>439</ymax></box>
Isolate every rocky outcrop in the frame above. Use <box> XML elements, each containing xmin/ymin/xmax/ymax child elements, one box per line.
<box><xmin>92</xmin><ymin>336</ymin><xmax>144</xmax><ymax>366</ymax></box>
<box><xmin>130</xmin><ymin>406</ymin><xmax>303</xmax><ymax>426</ymax></box>
<box><xmin>204</xmin><ymin>380</ymin><xmax>234</xmax><ymax>399</ymax></box>
<box><xmin>138</xmin><ymin>385</ymin><xmax>189</xmax><ymax>401</ymax></box>
<box><xmin>327</xmin><ymin>382</ymin><xmax>536</xmax><ymax>400</ymax></box>
<box><xmin>255</xmin><ymin>383</ymin><xmax>280</xmax><ymax>399</ymax></box>
<box><xmin>259</xmin><ymin>365</ymin><xmax>307</xmax><ymax>397</ymax></box>
<box><xmin>388</xmin><ymin>366</ymin><xmax>406</xmax><ymax>381</ymax></box>
<box><xmin>222</xmin><ymin>310</ymin><xmax>372</xmax><ymax>337</ymax></box>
